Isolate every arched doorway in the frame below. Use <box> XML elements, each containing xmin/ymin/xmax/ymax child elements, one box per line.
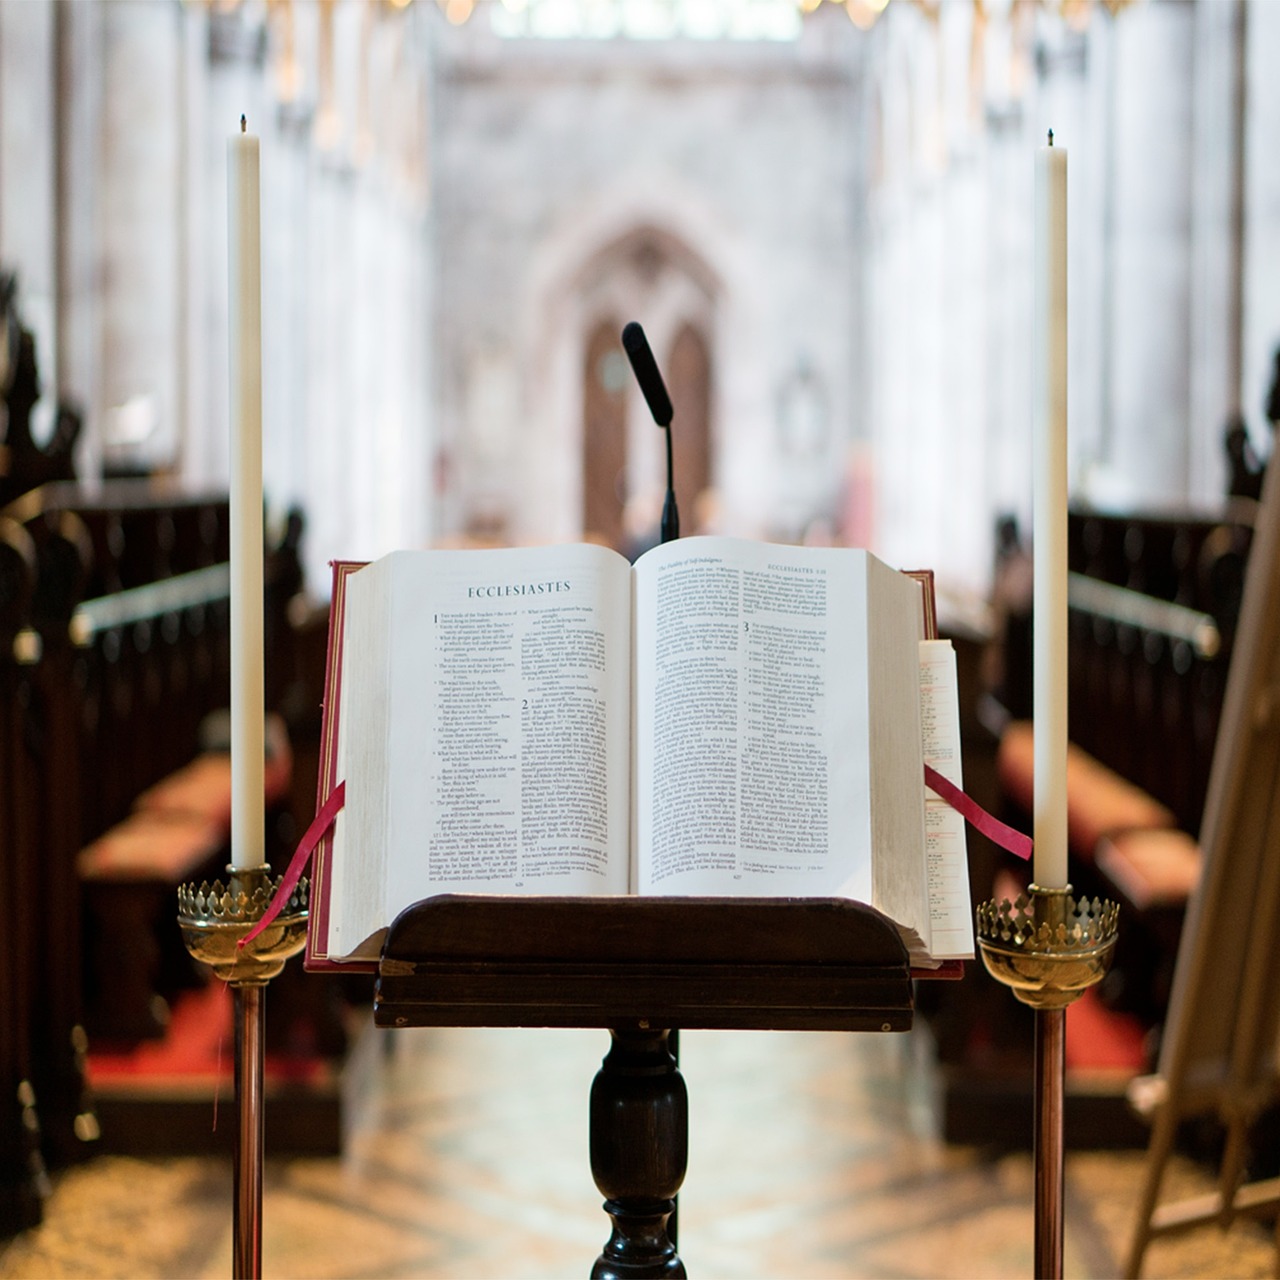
<box><xmin>665</xmin><ymin>322</ymin><xmax>712</xmax><ymax>534</ymax></box>
<box><xmin>581</xmin><ymin>317</ymin><xmax>628</xmax><ymax>549</ymax></box>
<box><xmin>581</xmin><ymin>315</ymin><xmax>714</xmax><ymax>552</ymax></box>
<box><xmin>575</xmin><ymin>236</ymin><xmax>718</xmax><ymax>551</ymax></box>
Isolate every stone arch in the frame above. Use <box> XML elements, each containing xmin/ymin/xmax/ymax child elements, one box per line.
<box><xmin>581</xmin><ymin>315</ymin><xmax>627</xmax><ymax>549</ymax></box>
<box><xmin>568</xmin><ymin>223</ymin><xmax>718</xmax><ymax>551</ymax></box>
<box><xmin>517</xmin><ymin>172</ymin><xmax>763</xmax><ymax>546</ymax></box>
<box><xmin>665</xmin><ymin>321</ymin><xmax>712</xmax><ymax>535</ymax></box>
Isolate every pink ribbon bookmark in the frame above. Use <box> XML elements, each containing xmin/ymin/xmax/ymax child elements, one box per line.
<box><xmin>238</xmin><ymin>781</ymin><xmax>346</xmax><ymax>949</ymax></box>
<box><xmin>924</xmin><ymin>763</ymin><xmax>1032</xmax><ymax>861</ymax></box>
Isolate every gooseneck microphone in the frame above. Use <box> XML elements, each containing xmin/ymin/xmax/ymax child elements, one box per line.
<box><xmin>621</xmin><ymin>321</ymin><xmax>679</xmax><ymax>543</ymax></box>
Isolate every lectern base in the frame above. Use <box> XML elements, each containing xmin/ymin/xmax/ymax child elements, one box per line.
<box><xmin>590</xmin><ymin>1027</ymin><xmax>687</xmax><ymax>1278</ymax></box>
<box><xmin>374</xmin><ymin>894</ymin><xmax>916</xmax><ymax>1277</ymax></box>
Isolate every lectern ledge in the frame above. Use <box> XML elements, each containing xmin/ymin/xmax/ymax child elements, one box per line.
<box><xmin>374</xmin><ymin>892</ymin><xmax>918</xmax><ymax>1279</ymax></box>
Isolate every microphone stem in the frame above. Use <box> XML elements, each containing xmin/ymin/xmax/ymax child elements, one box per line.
<box><xmin>661</xmin><ymin>424</ymin><xmax>679</xmax><ymax>543</ymax></box>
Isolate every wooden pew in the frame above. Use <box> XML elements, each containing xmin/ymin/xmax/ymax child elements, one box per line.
<box><xmin>4</xmin><ymin>501</ymin><xmax>102</xmax><ymax>1180</ymax></box>
<box><xmin>0</xmin><ymin>515</ymin><xmax>54</xmax><ymax>1234</ymax></box>
<box><xmin>0</xmin><ymin>483</ymin><xmax>320</xmax><ymax>1182</ymax></box>
<box><xmin>925</xmin><ymin>505</ymin><xmax>1254</xmax><ymax>1148</ymax></box>
<box><xmin>995</xmin><ymin>506</ymin><xmax>1253</xmax><ymax>1026</ymax></box>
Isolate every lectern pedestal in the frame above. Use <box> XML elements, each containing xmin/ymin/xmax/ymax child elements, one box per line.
<box><xmin>374</xmin><ymin>895</ymin><xmax>915</xmax><ymax>1278</ymax></box>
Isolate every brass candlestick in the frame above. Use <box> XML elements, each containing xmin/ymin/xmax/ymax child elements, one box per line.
<box><xmin>976</xmin><ymin>885</ymin><xmax>1119</xmax><ymax>1280</ymax></box>
<box><xmin>177</xmin><ymin>866</ymin><xmax>308</xmax><ymax>1280</ymax></box>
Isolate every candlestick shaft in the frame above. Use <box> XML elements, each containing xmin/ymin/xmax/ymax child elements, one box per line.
<box><xmin>1033</xmin><ymin>142</ymin><xmax>1069</xmax><ymax>889</ymax></box>
<box><xmin>228</xmin><ymin>131</ymin><xmax>265</xmax><ymax>869</ymax></box>
<box><xmin>233</xmin><ymin>984</ymin><xmax>264</xmax><ymax>1280</ymax></box>
<box><xmin>1034</xmin><ymin>1008</ymin><xmax>1066</xmax><ymax>1280</ymax></box>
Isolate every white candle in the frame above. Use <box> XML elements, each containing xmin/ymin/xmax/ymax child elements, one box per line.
<box><xmin>1032</xmin><ymin>131</ymin><xmax>1069</xmax><ymax>889</ymax></box>
<box><xmin>228</xmin><ymin>116</ymin><xmax>266</xmax><ymax>870</ymax></box>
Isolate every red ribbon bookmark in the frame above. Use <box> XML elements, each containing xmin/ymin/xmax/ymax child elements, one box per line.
<box><xmin>924</xmin><ymin>763</ymin><xmax>1032</xmax><ymax>861</ymax></box>
<box><xmin>240</xmin><ymin>763</ymin><xmax>1027</xmax><ymax>955</ymax></box>
<box><xmin>238</xmin><ymin>780</ymin><xmax>346</xmax><ymax>949</ymax></box>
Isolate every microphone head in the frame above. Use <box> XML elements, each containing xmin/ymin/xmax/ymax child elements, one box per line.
<box><xmin>621</xmin><ymin>321</ymin><xmax>673</xmax><ymax>428</ymax></box>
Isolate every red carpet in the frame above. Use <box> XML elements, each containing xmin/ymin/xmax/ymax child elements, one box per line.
<box><xmin>1065</xmin><ymin>985</ymin><xmax>1148</xmax><ymax>1072</ymax></box>
<box><xmin>87</xmin><ymin>983</ymin><xmax>327</xmax><ymax>1084</ymax></box>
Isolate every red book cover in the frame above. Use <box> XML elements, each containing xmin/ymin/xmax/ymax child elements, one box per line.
<box><xmin>304</xmin><ymin>560</ymin><xmax>375</xmax><ymax>973</ymax></box>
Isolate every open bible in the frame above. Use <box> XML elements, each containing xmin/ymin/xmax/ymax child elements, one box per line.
<box><xmin>305</xmin><ymin>536</ymin><xmax>973</xmax><ymax>971</ymax></box>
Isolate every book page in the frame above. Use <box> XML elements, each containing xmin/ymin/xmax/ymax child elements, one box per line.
<box><xmin>329</xmin><ymin>558</ymin><xmax>394</xmax><ymax>960</ymax></box>
<box><xmin>332</xmin><ymin>543</ymin><xmax>632</xmax><ymax>957</ymax></box>
<box><xmin>864</xmin><ymin>559</ymin><xmax>929</xmax><ymax>952</ymax></box>
<box><xmin>919</xmin><ymin>639</ymin><xmax>974</xmax><ymax>960</ymax></box>
<box><xmin>631</xmin><ymin>536</ymin><xmax>875</xmax><ymax>898</ymax></box>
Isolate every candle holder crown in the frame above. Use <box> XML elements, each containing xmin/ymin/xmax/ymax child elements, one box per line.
<box><xmin>976</xmin><ymin>884</ymin><xmax>1119</xmax><ymax>1010</ymax></box>
<box><xmin>177</xmin><ymin>864</ymin><xmax>309</xmax><ymax>986</ymax></box>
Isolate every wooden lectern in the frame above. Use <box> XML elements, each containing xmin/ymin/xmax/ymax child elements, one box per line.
<box><xmin>374</xmin><ymin>894</ymin><xmax>916</xmax><ymax>1279</ymax></box>
<box><xmin>305</xmin><ymin>559</ymin><xmax>950</xmax><ymax>1277</ymax></box>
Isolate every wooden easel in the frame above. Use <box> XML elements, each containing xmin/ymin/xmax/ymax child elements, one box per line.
<box><xmin>376</xmin><ymin>894</ymin><xmax>916</xmax><ymax>1279</ymax></box>
<box><xmin>1124</xmin><ymin>456</ymin><xmax>1280</xmax><ymax>1277</ymax></box>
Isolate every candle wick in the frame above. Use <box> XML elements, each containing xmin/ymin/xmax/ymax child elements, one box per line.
<box><xmin>240</xmin><ymin>113</ymin><xmax>247</xmax><ymax>134</ymax></box>
<box><xmin>1047</xmin><ymin>128</ymin><xmax>1054</xmax><ymax>147</ymax></box>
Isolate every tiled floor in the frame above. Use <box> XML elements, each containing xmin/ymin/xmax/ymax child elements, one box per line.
<box><xmin>1</xmin><ymin>1022</ymin><xmax>1274</xmax><ymax>1279</ymax></box>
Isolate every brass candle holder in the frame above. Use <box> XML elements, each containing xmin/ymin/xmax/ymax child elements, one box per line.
<box><xmin>977</xmin><ymin>885</ymin><xmax>1119</xmax><ymax>1280</ymax></box>
<box><xmin>178</xmin><ymin>866</ymin><xmax>308</xmax><ymax>1280</ymax></box>
<box><xmin>976</xmin><ymin>885</ymin><xmax>1119</xmax><ymax>1009</ymax></box>
<box><xmin>177</xmin><ymin>866</ymin><xmax>309</xmax><ymax>984</ymax></box>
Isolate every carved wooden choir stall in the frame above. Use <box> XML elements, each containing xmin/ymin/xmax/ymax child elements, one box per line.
<box><xmin>926</xmin><ymin>488</ymin><xmax>1259</xmax><ymax>1147</ymax></box>
<box><xmin>0</xmin><ymin>285</ymin><xmax>335</xmax><ymax>1236</ymax></box>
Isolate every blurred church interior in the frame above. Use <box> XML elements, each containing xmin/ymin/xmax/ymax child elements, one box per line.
<box><xmin>4</xmin><ymin>0</ymin><xmax>1280</xmax><ymax>1275</ymax></box>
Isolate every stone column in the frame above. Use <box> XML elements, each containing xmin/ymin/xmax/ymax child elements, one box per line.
<box><xmin>1187</xmin><ymin>0</ymin><xmax>1246</xmax><ymax>505</ymax></box>
<box><xmin>1106</xmin><ymin>0</ymin><xmax>1195</xmax><ymax>506</ymax></box>
<box><xmin>302</xmin><ymin>155</ymin><xmax>354</xmax><ymax>576</ymax></box>
<box><xmin>0</xmin><ymin>2</ymin><xmax>59</xmax><ymax>450</ymax></box>
<box><xmin>178</xmin><ymin>2</ymin><xmax>212</xmax><ymax>490</ymax></box>
<box><xmin>1076</xmin><ymin>13</ymin><xmax>1117</xmax><ymax>503</ymax></box>
<box><xmin>205</xmin><ymin>6</ymin><xmax>268</xmax><ymax>489</ymax></box>
<box><xmin>98</xmin><ymin>1</ymin><xmax>184</xmax><ymax>476</ymax></box>
<box><xmin>933</xmin><ymin>2</ymin><xmax>990</xmax><ymax>595</ymax></box>
<box><xmin>55</xmin><ymin>1</ymin><xmax>105</xmax><ymax>487</ymax></box>
<box><xmin>262</xmin><ymin>108</ymin><xmax>313</xmax><ymax>527</ymax></box>
<box><xmin>1243</xmin><ymin>0</ymin><xmax>1280</xmax><ymax>446</ymax></box>
<box><xmin>982</xmin><ymin>111</ymin><xmax>1033</xmax><ymax>547</ymax></box>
